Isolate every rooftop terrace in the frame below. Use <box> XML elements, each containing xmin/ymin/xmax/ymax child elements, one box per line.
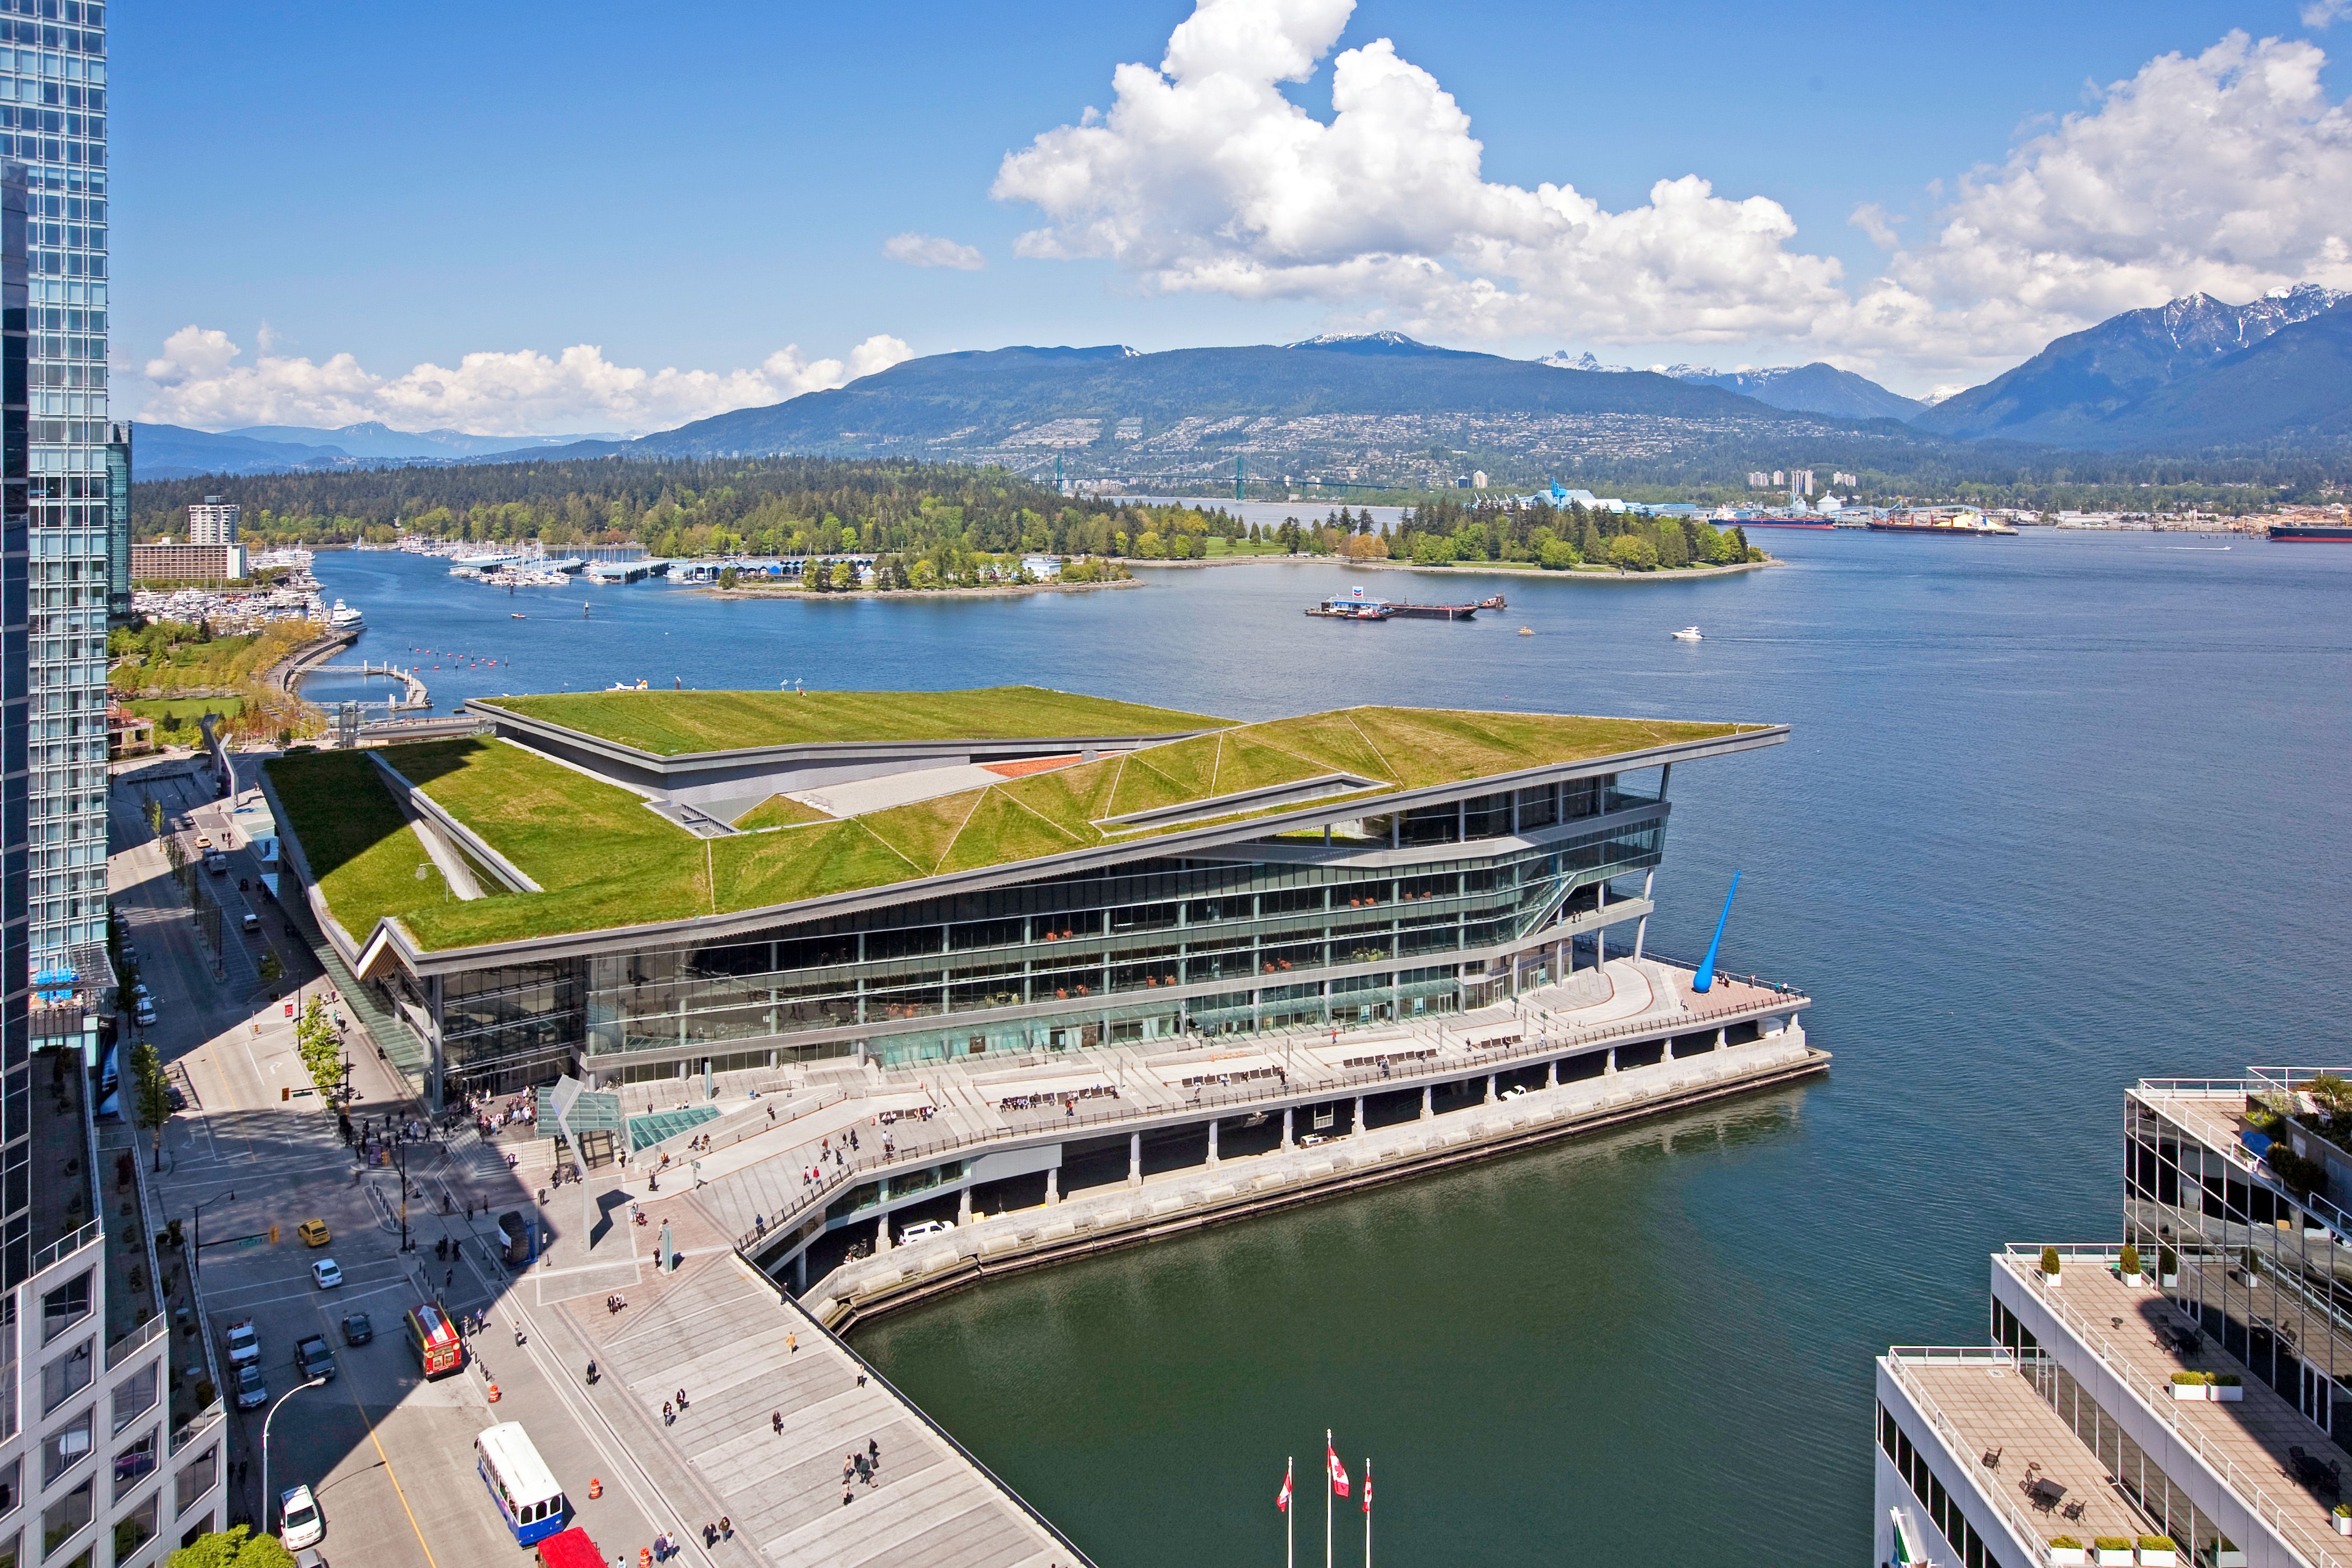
<box><xmin>268</xmin><ymin>692</ymin><xmax>1769</xmax><ymax>955</ymax></box>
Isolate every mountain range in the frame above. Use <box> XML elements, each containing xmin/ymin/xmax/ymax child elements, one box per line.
<box><xmin>135</xmin><ymin>420</ymin><xmax>617</xmax><ymax>479</ymax></box>
<box><xmin>131</xmin><ymin>285</ymin><xmax>2352</xmax><ymax>485</ymax></box>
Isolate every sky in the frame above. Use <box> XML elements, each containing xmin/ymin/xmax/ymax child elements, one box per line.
<box><xmin>114</xmin><ymin>0</ymin><xmax>2352</xmax><ymax>435</ymax></box>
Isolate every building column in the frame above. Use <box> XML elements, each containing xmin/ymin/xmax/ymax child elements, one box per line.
<box><xmin>1605</xmin><ymin>1048</ymin><xmax>1617</xmax><ymax>1075</ymax></box>
<box><xmin>1420</xmin><ymin>1085</ymin><xmax>1432</xmax><ymax>1121</ymax></box>
<box><xmin>1045</xmin><ymin>1167</ymin><xmax>1060</xmax><ymax>1206</ymax></box>
<box><xmin>1282</xmin><ymin>1108</ymin><xmax>1294</xmax><ymax>1148</ymax></box>
<box><xmin>958</xmin><ymin>1187</ymin><xmax>972</xmax><ymax>1223</ymax></box>
<box><xmin>795</xmin><ymin>1248</ymin><xmax>808</xmax><ymax>1293</ymax></box>
<box><xmin>1545</xmin><ymin>1058</ymin><xmax>1558</xmax><ymax>1088</ymax></box>
<box><xmin>1595</xmin><ymin>928</ymin><xmax>1605</xmax><ymax>968</ymax></box>
<box><xmin>1486</xmin><ymin>1074</ymin><xmax>1496</xmax><ymax>1103</ymax></box>
<box><xmin>1353</xmin><ymin>1095</ymin><xmax>1364</xmax><ymax>1136</ymax></box>
<box><xmin>1716</xmin><ymin>1027</ymin><xmax>1728</xmax><ymax>1052</ymax></box>
<box><xmin>1207</xmin><ymin>1119</ymin><xmax>1220</xmax><ymax>1166</ymax></box>
<box><xmin>1129</xmin><ymin>1132</ymin><xmax>1142</xmax><ymax>1186</ymax></box>
<box><xmin>876</xmin><ymin>1216</ymin><xmax>891</xmax><ymax>1252</ymax></box>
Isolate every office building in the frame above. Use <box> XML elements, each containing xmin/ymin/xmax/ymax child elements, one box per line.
<box><xmin>182</xmin><ymin>498</ymin><xmax>235</xmax><ymax>547</ymax></box>
<box><xmin>1875</xmin><ymin>1069</ymin><xmax>2352</xmax><ymax>1568</ymax></box>
<box><xmin>127</xmin><ymin>541</ymin><xmax>243</xmax><ymax>583</ymax></box>
<box><xmin>262</xmin><ymin>686</ymin><xmax>1785</xmax><ymax>1103</ymax></box>
<box><xmin>0</xmin><ymin>0</ymin><xmax>111</xmax><ymax>970</ymax></box>
<box><xmin>0</xmin><ymin>148</ymin><xmax>216</xmax><ymax>1568</ymax></box>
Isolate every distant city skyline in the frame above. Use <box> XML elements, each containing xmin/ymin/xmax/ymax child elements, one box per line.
<box><xmin>115</xmin><ymin>0</ymin><xmax>2348</xmax><ymax>434</ymax></box>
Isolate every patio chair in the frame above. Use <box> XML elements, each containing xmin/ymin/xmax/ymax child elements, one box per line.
<box><xmin>1980</xmin><ymin>1446</ymin><xmax>2003</xmax><ymax>1468</ymax></box>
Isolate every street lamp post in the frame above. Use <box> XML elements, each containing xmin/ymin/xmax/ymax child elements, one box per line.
<box><xmin>259</xmin><ymin>1376</ymin><xmax>327</xmax><ymax>1535</ymax></box>
<box><xmin>191</xmin><ymin>1189</ymin><xmax>234</xmax><ymax>1279</ymax></box>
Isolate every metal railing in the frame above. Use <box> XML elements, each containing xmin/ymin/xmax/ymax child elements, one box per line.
<box><xmin>639</xmin><ymin>1088</ymin><xmax>848</xmax><ymax>1165</ymax></box>
<box><xmin>2145</xmin><ymin>1093</ymin><xmax>2352</xmax><ymax>1250</ymax></box>
<box><xmin>105</xmin><ymin>1314</ymin><xmax>165</xmax><ymax>1371</ymax></box>
<box><xmin>731</xmin><ymin>982</ymin><xmax>1810</xmax><ymax>1254</ymax></box>
<box><xmin>32</xmin><ymin>1220</ymin><xmax>99</xmax><ymax>1276</ymax></box>
<box><xmin>2000</xmin><ymin>1246</ymin><xmax>2349</xmax><ymax>1568</ymax></box>
<box><xmin>170</xmin><ymin>1399</ymin><xmax>222</xmax><ymax>1457</ymax></box>
<box><xmin>1881</xmin><ymin>1349</ymin><xmax>2074</xmax><ymax>1564</ymax></box>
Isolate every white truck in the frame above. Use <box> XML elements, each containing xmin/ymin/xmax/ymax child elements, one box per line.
<box><xmin>222</xmin><ymin>1319</ymin><xmax>259</xmax><ymax>1369</ymax></box>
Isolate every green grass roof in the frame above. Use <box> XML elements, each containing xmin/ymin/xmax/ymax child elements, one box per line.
<box><xmin>265</xmin><ymin>751</ymin><xmax>446</xmax><ymax>937</ymax></box>
<box><xmin>476</xmin><ymin>685</ymin><xmax>1228</xmax><ymax>755</ymax></box>
<box><xmin>278</xmin><ymin>701</ymin><xmax>1762</xmax><ymax>953</ymax></box>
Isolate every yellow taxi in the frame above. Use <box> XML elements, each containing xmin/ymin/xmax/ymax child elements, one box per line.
<box><xmin>296</xmin><ymin>1219</ymin><xmax>331</xmax><ymax>1248</ymax></box>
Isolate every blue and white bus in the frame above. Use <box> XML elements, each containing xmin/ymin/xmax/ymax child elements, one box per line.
<box><xmin>475</xmin><ymin>1422</ymin><xmax>568</xmax><ymax>1545</ymax></box>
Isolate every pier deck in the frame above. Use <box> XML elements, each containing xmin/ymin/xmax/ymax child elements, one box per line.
<box><xmin>558</xmin><ymin>1249</ymin><xmax>1080</xmax><ymax>1568</ymax></box>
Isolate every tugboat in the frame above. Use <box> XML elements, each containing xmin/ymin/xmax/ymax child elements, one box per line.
<box><xmin>1306</xmin><ymin>588</ymin><xmax>1394</xmax><ymax>620</ymax></box>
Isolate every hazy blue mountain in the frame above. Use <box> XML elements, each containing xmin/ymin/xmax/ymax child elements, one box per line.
<box><xmin>135</xmin><ymin>424</ymin><xmax>361</xmax><ymax>479</ymax></box>
<box><xmin>1912</xmin><ymin>284</ymin><xmax>2347</xmax><ymax>444</ymax></box>
<box><xmin>1537</xmin><ymin>351</ymin><xmax>1920</xmax><ymax>421</ymax></box>
<box><xmin>224</xmin><ymin>422</ymin><xmax>614</xmax><ymax>458</ymax></box>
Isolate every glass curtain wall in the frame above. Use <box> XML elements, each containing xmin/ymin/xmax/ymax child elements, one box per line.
<box><xmin>2125</xmin><ymin>1097</ymin><xmax>2352</xmax><ymax>1434</ymax></box>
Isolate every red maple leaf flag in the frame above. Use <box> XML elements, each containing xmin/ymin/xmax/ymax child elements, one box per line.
<box><xmin>1277</xmin><ymin>1459</ymin><xmax>1293</xmax><ymax>1514</ymax></box>
<box><xmin>1327</xmin><ymin>1443</ymin><xmax>1350</xmax><ymax>1498</ymax></box>
<box><xmin>1362</xmin><ymin>1458</ymin><xmax>1372</xmax><ymax>1516</ymax></box>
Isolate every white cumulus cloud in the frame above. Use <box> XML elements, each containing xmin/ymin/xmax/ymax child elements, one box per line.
<box><xmin>992</xmin><ymin>2</ymin><xmax>2352</xmax><ymax>387</ymax></box>
<box><xmin>883</xmin><ymin>232</ymin><xmax>986</xmax><ymax>270</ymax></box>
<box><xmin>134</xmin><ymin>330</ymin><xmax>913</xmax><ymax>435</ymax></box>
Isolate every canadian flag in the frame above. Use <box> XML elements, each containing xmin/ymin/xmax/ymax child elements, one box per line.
<box><xmin>1362</xmin><ymin>1458</ymin><xmax>1372</xmax><ymax>1516</ymax></box>
<box><xmin>1327</xmin><ymin>1444</ymin><xmax>1350</xmax><ymax>1498</ymax></box>
<box><xmin>1276</xmin><ymin>1460</ymin><xmax>1292</xmax><ymax>1514</ymax></box>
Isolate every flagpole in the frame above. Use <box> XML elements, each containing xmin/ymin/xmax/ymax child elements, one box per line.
<box><xmin>1325</xmin><ymin>1430</ymin><xmax>1333</xmax><ymax>1568</ymax></box>
<box><xmin>1363</xmin><ymin>1458</ymin><xmax>1371</xmax><ymax>1568</ymax></box>
<box><xmin>1287</xmin><ymin>1458</ymin><xmax>1294</xmax><ymax>1568</ymax></box>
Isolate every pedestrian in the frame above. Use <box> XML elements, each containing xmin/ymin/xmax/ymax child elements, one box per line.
<box><xmin>662</xmin><ymin>1400</ymin><xmax>675</xmax><ymax>1425</ymax></box>
<box><xmin>786</xmin><ymin>1332</ymin><xmax>796</xmax><ymax>1355</ymax></box>
<box><xmin>843</xmin><ymin>1456</ymin><xmax>853</xmax><ymax>1486</ymax></box>
<box><xmin>675</xmin><ymin>1387</ymin><xmax>688</xmax><ymax>1410</ymax></box>
<box><xmin>842</xmin><ymin>1485</ymin><xmax>853</xmax><ymax>1507</ymax></box>
<box><xmin>701</xmin><ymin>1523</ymin><xmax>716</xmax><ymax>1549</ymax></box>
<box><xmin>855</xmin><ymin>1371</ymin><xmax>867</xmax><ymax>1388</ymax></box>
<box><xmin>867</xmin><ymin>1437</ymin><xmax>879</xmax><ymax>1465</ymax></box>
<box><xmin>445</xmin><ymin>1268</ymin><xmax>453</xmax><ymax>1288</ymax></box>
<box><xmin>772</xmin><ymin>1410</ymin><xmax>783</xmax><ymax>1434</ymax></box>
<box><xmin>855</xmin><ymin>1453</ymin><xmax>870</xmax><ymax>1483</ymax></box>
<box><xmin>719</xmin><ymin>1518</ymin><xmax>731</xmax><ymax>1540</ymax></box>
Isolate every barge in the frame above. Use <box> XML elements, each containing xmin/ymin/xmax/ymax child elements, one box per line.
<box><xmin>2266</xmin><ymin>523</ymin><xmax>2352</xmax><ymax>542</ymax></box>
<box><xmin>1307</xmin><ymin>587</ymin><xmax>1507</xmax><ymax>621</ymax></box>
<box><xmin>1866</xmin><ymin>509</ymin><xmax>2017</xmax><ymax>537</ymax></box>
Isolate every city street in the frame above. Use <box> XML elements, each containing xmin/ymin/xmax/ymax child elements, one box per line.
<box><xmin>109</xmin><ymin>753</ymin><xmax>708</xmax><ymax>1566</ymax></box>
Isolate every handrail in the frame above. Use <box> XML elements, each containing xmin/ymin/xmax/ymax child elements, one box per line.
<box><xmin>728</xmin><ymin>985</ymin><xmax>1810</xmax><ymax>1253</ymax></box>
<box><xmin>2004</xmin><ymin>1252</ymin><xmax>2348</xmax><ymax>1568</ymax></box>
<box><xmin>104</xmin><ymin>1313</ymin><xmax>165</xmax><ymax>1371</ymax></box>
<box><xmin>1881</xmin><ymin>1349</ymin><xmax>2071</xmax><ymax>1563</ymax></box>
<box><xmin>33</xmin><ymin>1220</ymin><xmax>100</xmax><ymax>1276</ymax></box>
<box><xmin>170</xmin><ymin>1399</ymin><xmax>223</xmax><ymax>1457</ymax></box>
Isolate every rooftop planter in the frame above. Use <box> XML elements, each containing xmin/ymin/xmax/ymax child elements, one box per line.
<box><xmin>2094</xmin><ymin>1540</ymin><xmax>2136</xmax><ymax>1567</ymax></box>
<box><xmin>2042</xmin><ymin>1245</ymin><xmax>2063</xmax><ymax>1285</ymax></box>
<box><xmin>2334</xmin><ymin>1502</ymin><xmax>2352</xmax><ymax>1537</ymax></box>
<box><xmin>2201</xmin><ymin>1539</ymin><xmax>2245</xmax><ymax>1568</ymax></box>
<box><xmin>2119</xmin><ymin>1242</ymin><xmax>2144</xmax><ymax>1287</ymax></box>
<box><xmin>2047</xmin><ymin>1539</ymin><xmax>2087</xmax><ymax>1567</ymax></box>
<box><xmin>2137</xmin><ymin>1537</ymin><xmax>2178</xmax><ymax>1566</ymax></box>
<box><xmin>2167</xmin><ymin>1371</ymin><xmax>2242</xmax><ymax>1402</ymax></box>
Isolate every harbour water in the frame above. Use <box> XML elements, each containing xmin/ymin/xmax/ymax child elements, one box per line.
<box><xmin>307</xmin><ymin>533</ymin><xmax>2352</xmax><ymax>1564</ymax></box>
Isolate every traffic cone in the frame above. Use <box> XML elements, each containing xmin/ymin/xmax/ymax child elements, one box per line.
<box><xmin>486</xmin><ymin>1383</ymin><xmax>500</xmax><ymax>1403</ymax></box>
<box><xmin>588</xmin><ymin>1478</ymin><xmax>603</xmax><ymax>1500</ymax></box>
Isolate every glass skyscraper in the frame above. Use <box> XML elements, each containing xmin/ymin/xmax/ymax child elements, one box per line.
<box><xmin>0</xmin><ymin>0</ymin><xmax>108</xmax><ymax>969</ymax></box>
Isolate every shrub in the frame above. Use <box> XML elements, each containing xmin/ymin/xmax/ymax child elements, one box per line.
<box><xmin>2041</xmin><ymin>1245</ymin><xmax>2062</xmax><ymax>1277</ymax></box>
<box><xmin>2049</xmin><ymin>1537</ymin><xmax>2082</xmax><ymax>1550</ymax></box>
<box><xmin>2213</xmin><ymin>1373</ymin><xmax>2241</xmax><ymax>1386</ymax></box>
<box><xmin>2158</xmin><ymin>1244</ymin><xmax>2177</xmax><ymax>1275</ymax></box>
<box><xmin>2120</xmin><ymin>1242</ymin><xmax>2140</xmax><ymax>1276</ymax></box>
<box><xmin>2095</xmin><ymin>1538</ymin><xmax>2133</xmax><ymax>1552</ymax></box>
<box><xmin>2138</xmin><ymin>1537</ymin><xmax>2175</xmax><ymax>1552</ymax></box>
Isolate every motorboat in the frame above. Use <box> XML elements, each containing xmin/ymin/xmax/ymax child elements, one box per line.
<box><xmin>329</xmin><ymin>599</ymin><xmax>364</xmax><ymax>630</ymax></box>
<box><xmin>1671</xmin><ymin>626</ymin><xmax>1703</xmax><ymax>641</ymax></box>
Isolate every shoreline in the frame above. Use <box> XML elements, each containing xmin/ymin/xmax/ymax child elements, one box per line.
<box><xmin>697</xmin><ymin>576</ymin><xmax>1145</xmax><ymax>602</ymax></box>
<box><xmin>1126</xmin><ymin>553</ymin><xmax>1781</xmax><ymax>583</ymax></box>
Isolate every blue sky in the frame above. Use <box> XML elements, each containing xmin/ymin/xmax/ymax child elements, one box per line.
<box><xmin>115</xmin><ymin>0</ymin><xmax>2350</xmax><ymax>432</ymax></box>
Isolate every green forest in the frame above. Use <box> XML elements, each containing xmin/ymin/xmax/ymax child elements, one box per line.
<box><xmin>129</xmin><ymin>454</ymin><xmax>1754</xmax><ymax>579</ymax></box>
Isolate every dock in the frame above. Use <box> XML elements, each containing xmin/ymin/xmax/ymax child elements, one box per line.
<box><xmin>295</xmin><ymin>659</ymin><xmax>431</xmax><ymax>710</ymax></box>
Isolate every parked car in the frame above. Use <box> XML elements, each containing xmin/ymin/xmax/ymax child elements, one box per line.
<box><xmin>310</xmin><ymin>1258</ymin><xmax>342</xmax><ymax>1290</ymax></box>
<box><xmin>898</xmin><ymin>1219</ymin><xmax>955</xmax><ymax>1244</ymax></box>
<box><xmin>242</xmin><ymin>913</ymin><xmax>261</xmax><ymax>934</ymax></box>
<box><xmin>205</xmin><ymin>852</ymin><xmax>228</xmax><ymax>876</ymax></box>
<box><xmin>279</xmin><ymin>1483</ymin><xmax>324</xmax><ymax>1549</ymax></box>
<box><xmin>339</xmin><ymin>1312</ymin><xmax>373</xmax><ymax>1346</ymax></box>
<box><xmin>133</xmin><ymin>1003</ymin><xmax>156</xmax><ymax>1027</ymax></box>
<box><xmin>234</xmin><ymin>1362</ymin><xmax>268</xmax><ymax>1410</ymax></box>
<box><xmin>294</xmin><ymin>1334</ymin><xmax>336</xmax><ymax>1382</ymax></box>
<box><xmin>296</xmin><ymin>1219</ymin><xmax>331</xmax><ymax>1247</ymax></box>
<box><xmin>222</xmin><ymin>1319</ymin><xmax>259</xmax><ymax>1368</ymax></box>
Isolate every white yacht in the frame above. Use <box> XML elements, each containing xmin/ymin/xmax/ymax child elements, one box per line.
<box><xmin>1671</xmin><ymin>626</ymin><xmax>1702</xmax><ymax>641</ymax></box>
<box><xmin>330</xmin><ymin>599</ymin><xmax>365</xmax><ymax>630</ymax></box>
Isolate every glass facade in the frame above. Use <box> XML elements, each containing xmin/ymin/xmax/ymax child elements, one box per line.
<box><xmin>2</xmin><ymin>157</ymin><xmax>30</xmax><ymax>1292</ymax></box>
<box><xmin>2124</xmin><ymin>1094</ymin><xmax>2352</xmax><ymax>1434</ymax></box>
<box><xmin>0</xmin><ymin>0</ymin><xmax>107</xmax><ymax>965</ymax></box>
<box><xmin>425</xmin><ymin>782</ymin><xmax>1668</xmax><ymax>1095</ymax></box>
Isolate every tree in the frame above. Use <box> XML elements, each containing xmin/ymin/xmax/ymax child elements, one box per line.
<box><xmin>717</xmin><ymin>566</ymin><xmax>739</xmax><ymax>590</ymax></box>
<box><xmin>1607</xmin><ymin>535</ymin><xmax>1658</xmax><ymax>571</ymax></box>
<box><xmin>130</xmin><ymin>1040</ymin><xmax>173</xmax><ymax>1171</ymax></box>
<box><xmin>294</xmin><ymin>996</ymin><xmax>342</xmax><ymax>1097</ymax></box>
<box><xmin>168</xmin><ymin>1527</ymin><xmax>298</xmax><ymax>1568</ymax></box>
<box><xmin>1538</xmin><ymin>538</ymin><xmax>1579</xmax><ymax>570</ymax></box>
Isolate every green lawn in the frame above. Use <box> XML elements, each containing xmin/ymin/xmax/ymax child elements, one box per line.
<box><xmin>479</xmin><ymin>685</ymin><xmax>1230</xmax><ymax>755</ymax></box>
<box><xmin>295</xmin><ymin>708</ymin><xmax>1760</xmax><ymax>950</ymax></box>
<box><xmin>265</xmin><ymin>752</ymin><xmax>444</xmax><ymax>937</ymax></box>
<box><xmin>123</xmin><ymin>696</ymin><xmax>246</xmax><ymax>729</ymax></box>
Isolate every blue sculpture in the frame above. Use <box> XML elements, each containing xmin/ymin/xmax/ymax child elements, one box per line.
<box><xmin>1693</xmin><ymin>871</ymin><xmax>1740</xmax><ymax>992</ymax></box>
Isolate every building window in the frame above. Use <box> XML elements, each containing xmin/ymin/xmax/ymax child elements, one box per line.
<box><xmin>37</xmin><ymin>1343</ymin><xmax>87</xmax><ymax>1418</ymax></box>
<box><xmin>106</xmin><ymin>1492</ymin><xmax>151</xmax><ymax>1562</ymax></box>
<box><xmin>171</xmin><ymin>1447</ymin><xmax>214</xmax><ymax>1518</ymax></box>
<box><xmin>107</xmin><ymin>1364</ymin><xmax>153</xmax><ymax>1434</ymax></box>
<box><xmin>38</xmin><ymin>1477</ymin><xmax>87</xmax><ymax>1557</ymax></box>
<box><xmin>108</xmin><ymin>1429</ymin><xmax>151</xmax><ymax>1500</ymax></box>
<box><xmin>38</xmin><ymin>1277</ymin><xmax>87</xmax><ymax>1346</ymax></box>
<box><xmin>0</xmin><ymin>1459</ymin><xmax>15</xmax><ymax>1518</ymax></box>
<box><xmin>0</xmin><ymin>1529</ymin><xmax>16</xmax><ymax>1568</ymax></box>
<box><xmin>39</xmin><ymin>1412</ymin><xmax>88</xmax><ymax>1486</ymax></box>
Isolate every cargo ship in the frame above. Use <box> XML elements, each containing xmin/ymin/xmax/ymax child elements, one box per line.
<box><xmin>2266</xmin><ymin>522</ymin><xmax>2352</xmax><ymax>542</ymax></box>
<box><xmin>1866</xmin><ymin>509</ymin><xmax>2017</xmax><ymax>537</ymax></box>
<box><xmin>1730</xmin><ymin>515</ymin><xmax>1837</xmax><ymax>530</ymax></box>
<box><xmin>1306</xmin><ymin>588</ymin><xmax>1506</xmax><ymax>621</ymax></box>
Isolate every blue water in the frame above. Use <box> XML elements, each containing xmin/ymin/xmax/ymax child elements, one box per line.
<box><xmin>311</xmin><ymin>534</ymin><xmax>2352</xmax><ymax>1564</ymax></box>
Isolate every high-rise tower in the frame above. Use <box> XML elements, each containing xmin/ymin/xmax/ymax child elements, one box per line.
<box><xmin>0</xmin><ymin>1</ymin><xmax>110</xmax><ymax>970</ymax></box>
